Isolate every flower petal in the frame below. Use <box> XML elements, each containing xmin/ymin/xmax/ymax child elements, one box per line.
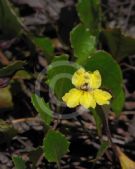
<box><xmin>89</xmin><ymin>70</ymin><xmax>101</xmax><ymax>89</ymax></box>
<box><xmin>72</xmin><ymin>68</ymin><xmax>86</xmax><ymax>88</ymax></box>
<box><xmin>80</xmin><ymin>91</ymin><xmax>96</xmax><ymax>109</ymax></box>
<box><xmin>62</xmin><ymin>88</ymin><xmax>82</xmax><ymax>108</ymax></box>
<box><xmin>93</xmin><ymin>89</ymin><xmax>112</xmax><ymax>105</ymax></box>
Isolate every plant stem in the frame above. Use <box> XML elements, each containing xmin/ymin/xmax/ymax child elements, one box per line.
<box><xmin>57</xmin><ymin>161</ymin><xmax>61</xmax><ymax>169</ymax></box>
<box><xmin>102</xmin><ymin>106</ymin><xmax>119</xmax><ymax>158</ymax></box>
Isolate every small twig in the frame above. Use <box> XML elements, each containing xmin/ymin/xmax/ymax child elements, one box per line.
<box><xmin>121</xmin><ymin>63</ymin><xmax>135</xmax><ymax>72</ymax></box>
<box><xmin>0</xmin><ymin>50</ymin><xmax>10</xmax><ymax>65</ymax></box>
<box><xmin>19</xmin><ymin>79</ymin><xmax>32</xmax><ymax>98</ymax></box>
<box><xmin>15</xmin><ymin>136</ymin><xmax>31</xmax><ymax>148</ymax></box>
<box><xmin>22</xmin><ymin>98</ymin><xmax>35</xmax><ymax>117</ymax></box>
<box><xmin>36</xmin><ymin>154</ymin><xmax>44</xmax><ymax>167</ymax></box>
<box><xmin>76</xmin><ymin>116</ymin><xmax>93</xmax><ymax>139</ymax></box>
<box><xmin>123</xmin><ymin>0</ymin><xmax>134</xmax><ymax>31</ymax></box>
<box><xmin>10</xmin><ymin>117</ymin><xmax>41</xmax><ymax>124</ymax></box>
<box><xmin>122</xmin><ymin>111</ymin><xmax>135</xmax><ymax>115</ymax></box>
<box><xmin>52</xmin><ymin>119</ymin><xmax>60</xmax><ymax>130</ymax></box>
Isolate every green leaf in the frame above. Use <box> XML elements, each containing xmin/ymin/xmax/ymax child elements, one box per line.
<box><xmin>43</xmin><ymin>130</ymin><xmax>70</xmax><ymax>163</ymax></box>
<box><xmin>92</xmin><ymin>140</ymin><xmax>109</xmax><ymax>162</ymax></box>
<box><xmin>83</xmin><ymin>51</ymin><xmax>124</xmax><ymax>116</ymax></box>
<box><xmin>31</xmin><ymin>94</ymin><xmax>53</xmax><ymax>125</ymax></box>
<box><xmin>91</xmin><ymin>107</ymin><xmax>103</xmax><ymax>136</ymax></box>
<box><xmin>52</xmin><ymin>54</ymin><xmax>69</xmax><ymax>62</ymax></box>
<box><xmin>33</xmin><ymin>37</ymin><xmax>54</xmax><ymax>62</ymax></box>
<box><xmin>12</xmin><ymin>156</ymin><xmax>26</xmax><ymax>169</ymax></box>
<box><xmin>0</xmin><ymin>87</ymin><xmax>13</xmax><ymax>109</ymax></box>
<box><xmin>70</xmin><ymin>24</ymin><xmax>96</xmax><ymax>64</ymax></box>
<box><xmin>0</xmin><ymin>0</ymin><xmax>21</xmax><ymax>40</ymax></box>
<box><xmin>0</xmin><ymin>61</ymin><xmax>25</xmax><ymax>77</ymax></box>
<box><xmin>13</xmin><ymin>70</ymin><xmax>32</xmax><ymax>80</ymax></box>
<box><xmin>101</xmin><ymin>29</ymin><xmax>135</xmax><ymax>61</ymax></box>
<box><xmin>111</xmin><ymin>89</ymin><xmax>125</xmax><ymax>114</ymax></box>
<box><xmin>47</xmin><ymin>54</ymin><xmax>78</xmax><ymax>100</ymax></box>
<box><xmin>77</xmin><ymin>0</ymin><xmax>100</xmax><ymax>35</ymax></box>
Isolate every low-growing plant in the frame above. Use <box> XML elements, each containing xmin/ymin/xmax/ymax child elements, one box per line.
<box><xmin>30</xmin><ymin>0</ymin><xmax>126</xmax><ymax>168</ymax></box>
<box><xmin>0</xmin><ymin>0</ymin><xmax>135</xmax><ymax>169</ymax></box>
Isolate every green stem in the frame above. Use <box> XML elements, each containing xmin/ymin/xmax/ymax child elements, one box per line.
<box><xmin>57</xmin><ymin>161</ymin><xmax>61</xmax><ymax>169</ymax></box>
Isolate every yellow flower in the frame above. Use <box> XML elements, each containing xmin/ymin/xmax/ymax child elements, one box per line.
<box><xmin>62</xmin><ymin>68</ymin><xmax>112</xmax><ymax>109</ymax></box>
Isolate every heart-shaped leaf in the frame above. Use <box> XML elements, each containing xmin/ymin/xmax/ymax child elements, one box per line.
<box><xmin>101</xmin><ymin>29</ymin><xmax>135</xmax><ymax>61</ymax></box>
<box><xmin>83</xmin><ymin>51</ymin><xmax>124</xmax><ymax>116</ymax></box>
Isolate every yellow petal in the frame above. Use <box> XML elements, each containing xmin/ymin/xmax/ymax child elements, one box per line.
<box><xmin>80</xmin><ymin>91</ymin><xmax>96</xmax><ymax>109</ymax></box>
<box><xmin>72</xmin><ymin>68</ymin><xmax>86</xmax><ymax>88</ymax></box>
<box><xmin>93</xmin><ymin>89</ymin><xmax>112</xmax><ymax>105</ymax></box>
<box><xmin>62</xmin><ymin>88</ymin><xmax>82</xmax><ymax>108</ymax></box>
<box><xmin>117</xmin><ymin>147</ymin><xmax>135</xmax><ymax>169</ymax></box>
<box><xmin>89</xmin><ymin>70</ymin><xmax>101</xmax><ymax>89</ymax></box>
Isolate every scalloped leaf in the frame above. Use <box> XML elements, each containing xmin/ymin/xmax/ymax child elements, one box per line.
<box><xmin>77</xmin><ymin>0</ymin><xmax>100</xmax><ymax>34</ymax></box>
<box><xmin>43</xmin><ymin>130</ymin><xmax>70</xmax><ymax>163</ymax></box>
<box><xmin>70</xmin><ymin>24</ymin><xmax>96</xmax><ymax>63</ymax></box>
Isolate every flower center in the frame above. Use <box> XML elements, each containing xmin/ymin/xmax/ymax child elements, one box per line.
<box><xmin>80</xmin><ymin>83</ymin><xmax>90</xmax><ymax>91</ymax></box>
